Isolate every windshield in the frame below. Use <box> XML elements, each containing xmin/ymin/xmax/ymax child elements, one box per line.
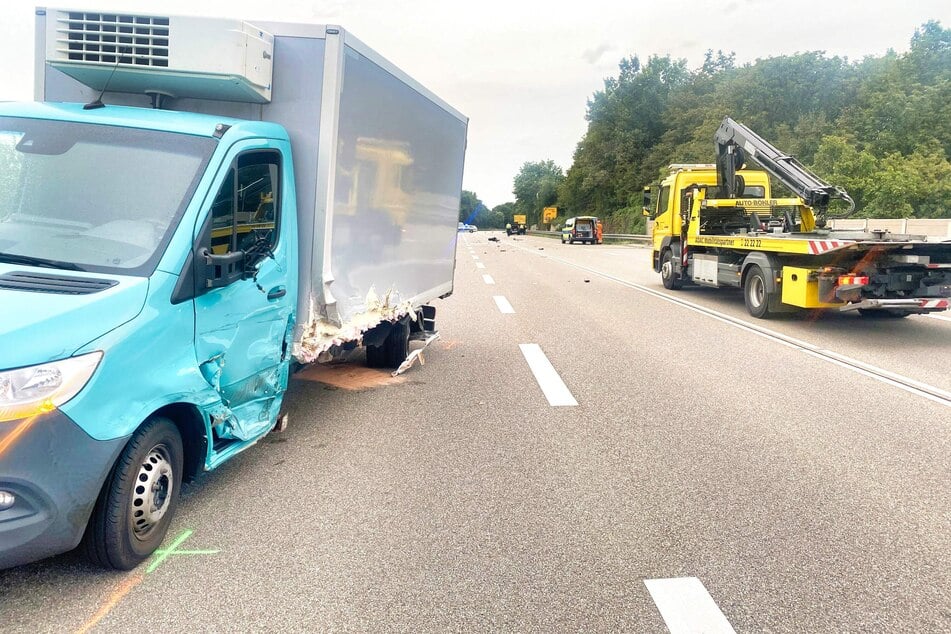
<box><xmin>0</xmin><ymin>116</ymin><xmax>216</xmax><ymax>275</ymax></box>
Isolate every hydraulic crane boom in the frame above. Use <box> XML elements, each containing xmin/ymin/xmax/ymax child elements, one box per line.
<box><xmin>714</xmin><ymin>117</ymin><xmax>854</xmax><ymax>224</ymax></box>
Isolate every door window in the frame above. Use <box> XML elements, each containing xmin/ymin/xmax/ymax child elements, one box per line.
<box><xmin>209</xmin><ymin>150</ymin><xmax>280</xmax><ymax>266</ymax></box>
<box><xmin>656</xmin><ymin>186</ymin><xmax>670</xmax><ymax>217</ymax></box>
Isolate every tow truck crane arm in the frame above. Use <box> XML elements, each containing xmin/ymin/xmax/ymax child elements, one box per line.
<box><xmin>714</xmin><ymin>117</ymin><xmax>854</xmax><ymax>225</ymax></box>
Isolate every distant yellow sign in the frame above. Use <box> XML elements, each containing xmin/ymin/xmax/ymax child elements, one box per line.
<box><xmin>543</xmin><ymin>207</ymin><xmax>558</xmax><ymax>222</ymax></box>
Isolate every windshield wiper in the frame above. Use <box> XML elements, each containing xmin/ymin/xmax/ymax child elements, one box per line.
<box><xmin>0</xmin><ymin>252</ymin><xmax>85</xmax><ymax>271</ymax></box>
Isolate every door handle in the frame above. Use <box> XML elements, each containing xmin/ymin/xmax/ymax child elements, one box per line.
<box><xmin>267</xmin><ymin>286</ymin><xmax>287</xmax><ymax>300</ymax></box>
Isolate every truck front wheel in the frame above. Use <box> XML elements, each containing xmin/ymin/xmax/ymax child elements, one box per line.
<box><xmin>82</xmin><ymin>417</ymin><xmax>183</xmax><ymax>570</ymax></box>
<box><xmin>744</xmin><ymin>265</ymin><xmax>776</xmax><ymax>319</ymax></box>
<box><xmin>660</xmin><ymin>249</ymin><xmax>683</xmax><ymax>290</ymax></box>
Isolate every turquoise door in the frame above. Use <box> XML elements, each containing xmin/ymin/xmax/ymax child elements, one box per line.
<box><xmin>192</xmin><ymin>141</ymin><xmax>294</xmax><ymax>445</ymax></box>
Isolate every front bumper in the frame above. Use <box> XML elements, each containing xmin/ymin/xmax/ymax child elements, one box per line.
<box><xmin>0</xmin><ymin>410</ymin><xmax>125</xmax><ymax>569</ymax></box>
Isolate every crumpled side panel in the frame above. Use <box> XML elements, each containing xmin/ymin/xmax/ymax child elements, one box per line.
<box><xmin>293</xmin><ymin>286</ymin><xmax>413</xmax><ymax>363</ymax></box>
<box><xmin>198</xmin><ymin>356</ymin><xmax>289</xmax><ymax>442</ymax></box>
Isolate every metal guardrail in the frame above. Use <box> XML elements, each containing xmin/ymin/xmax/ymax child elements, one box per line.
<box><xmin>525</xmin><ymin>230</ymin><xmax>651</xmax><ymax>244</ymax></box>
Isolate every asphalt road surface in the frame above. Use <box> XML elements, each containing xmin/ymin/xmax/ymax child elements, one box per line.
<box><xmin>1</xmin><ymin>231</ymin><xmax>949</xmax><ymax>632</ymax></box>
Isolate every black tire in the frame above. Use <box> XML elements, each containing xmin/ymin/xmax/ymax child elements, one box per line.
<box><xmin>367</xmin><ymin>318</ymin><xmax>411</xmax><ymax>368</ymax></box>
<box><xmin>568</xmin><ymin>237</ymin><xmax>574</xmax><ymax>245</ymax></box>
<box><xmin>561</xmin><ymin>236</ymin><xmax>566</xmax><ymax>244</ymax></box>
<box><xmin>83</xmin><ymin>417</ymin><xmax>183</xmax><ymax>570</ymax></box>
<box><xmin>366</xmin><ymin>341</ymin><xmax>387</xmax><ymax>368</ymax></box>
<box><xmin>744</xmin><ymin>265</ymin><xmax>776</xmax><ymax>319</ymax></box>
<box><xmin>660</xmin><ymin>249</ymin><xmax>683</xmax><ymax>290</ymax></box>
<box><xmin>858</xmin><ymin>309</ymin><xmax>911</xmax><ymax>319</ymax></box>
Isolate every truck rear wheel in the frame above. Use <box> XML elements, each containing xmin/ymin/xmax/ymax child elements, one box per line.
<box><xmin>744</xmin><ymin>265</ymin><xmax>776</xmax><ymax>319</ymax></box>
<box><xmin>367</xmin><ymin>317</ymin><xmax>411</xmax><ymax>368</ymax></box>
<box><xmin>82</xmin><ymin>417</ymin><xmax>183</xmax><ymax>570</ymax></box>
<box><xmin>660</xmin><ymin>249</ymin><xmax>683</xmax><ymax>290</ymax></box>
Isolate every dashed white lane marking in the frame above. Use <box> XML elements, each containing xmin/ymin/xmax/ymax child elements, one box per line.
<box><xmin>476</xmin><ymin>262</ymin><xmax>486</xmax><ymax>269</ymax></box>
<box><xmin>513</xmin><ymin>244</ymin><xmax>951</xmax><ymax>408</ymax></box>
<box><xmin>644</xmin><ymin>577</ymin><xmax>736</xmax><ymax>634</ymax></box>
<box><xmin>493</xmin><ymin>295</ymin><xmax>515</xmax><ymax>314</ymax></box>
<box><xmin>482</xmin><ymin>274</ymin><xmax>495</xmax><ymax>285</ymax></box>
<box><xmin>519</xmin><ymin>344</ymin><xmax>577</xmax><ymax>406</ymax></box>
<box><xmin>925</xmin><ymin>313</ymin><xmax>951</xmax><ymax>323</ymax></box>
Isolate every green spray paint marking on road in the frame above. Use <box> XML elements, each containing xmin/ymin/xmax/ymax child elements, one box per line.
<box><xmin>146</xmin><ymin>529</ymin><xmax>220</xmax><ymax>574</ymax></box>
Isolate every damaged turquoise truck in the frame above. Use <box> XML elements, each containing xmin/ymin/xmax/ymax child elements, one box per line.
<box><xmin>0</xmin><ymin>9</ymin><xmax>467</xmax><ymax>569</ymax></box>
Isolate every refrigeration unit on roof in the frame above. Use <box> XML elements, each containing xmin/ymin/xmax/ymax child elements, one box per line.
<box><xmin>44</xmin><ymin>9</ymin><xmax>274</xmax><ymax>103</ymax></box>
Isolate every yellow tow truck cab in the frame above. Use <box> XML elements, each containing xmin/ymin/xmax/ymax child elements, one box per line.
<box><xmin>645</xmin><ymin>165</ymin><xmax>951</xmax><ymax>319</ymax></box>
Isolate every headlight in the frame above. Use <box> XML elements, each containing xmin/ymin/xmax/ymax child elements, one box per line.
<box><xmin>0</xmin><ymin>352</ymin><xmax>102</xmax><ymax>422</ymax></box>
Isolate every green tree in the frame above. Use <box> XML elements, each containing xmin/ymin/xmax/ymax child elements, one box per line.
<box><xmin>459</xmin><ymin>190</ymin><xmax>506</xmax><ymax>228</ymax></box>
<box><xmin>492</xmin><ymin>201</ymin><xmax>516</xmax><ymax>225</ymax></box>
<box><xmin>512</xmin><ymin>160</ymin><xmax>564</xmax><ymax>226</ymax></box>
<box><xmin>548</xmin><ymin>21</ymin><xmax>951</xmax><ymax>227</ymax></box>
<box><xmin>458</xmin><ymin>190</ymin><xmax>481</xmax><ymax>223</ymax></box>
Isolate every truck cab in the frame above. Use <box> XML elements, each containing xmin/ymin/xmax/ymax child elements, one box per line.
<box><xmin>0</xmin><ymin>101</ymin><xmax>299</xmax><ymax>570</ymax></box>
<box><xmin>648</xmin><ymin>164</ymin><xmax>772</xmax><ymax>272</ymax></box>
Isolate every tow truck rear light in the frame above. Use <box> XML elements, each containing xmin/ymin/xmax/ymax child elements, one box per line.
<box><xmin>838</xmin><ymin>275</ymin><xmax>869</xmax><ymax>286</ymax></box>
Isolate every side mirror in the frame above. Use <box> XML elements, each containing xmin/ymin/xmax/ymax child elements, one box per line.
<box><xmin>642</xmin><ymin>186</ymin><xmax>652</xmax><ymax>216</ymax></box>
<box><xmin>199</xmin><ymin>247</ymin><xmax>245</xmax><ymax>289</ymax></box>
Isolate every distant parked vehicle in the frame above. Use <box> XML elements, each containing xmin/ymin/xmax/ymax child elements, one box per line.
<box><xmin>467</xmin><ymin>224</ymin><xmax>478</xmax><ymax>232</ymax></box>
<box><xmin>506</xmin><ymin>214</ymin><xmax>527</xmax><ymax>235</ymax></box>
<box><xmin>561</xmin><ymin>216</ymin><xmax>603</xmax><ymax>244</ymax></box>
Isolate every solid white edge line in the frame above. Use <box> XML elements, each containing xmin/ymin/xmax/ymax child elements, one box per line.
<box><xmin>644</xmin><ymin>577</ymin><xmax>736</xmax><ymax>634</ymax></box>
<box><xmin>482</xmin><ymin>274</ymin><xmax>495</xmax><ymax>285</ymax></box>
<box><xmin>519</xmin><ymin>344</ymin><xmax>577</xmax><ymax>406</ymax></box>
<box><xmin>476</xmin><ymin>262</ymin><xmax>486</xmax><ymax>269</ymax></box>
<box><xmin>493</xmin><ymin>295</ymin><xmax>515</xmax><ymax>314</ymax></box>
<box><xmin>925</xmin><ymin>313</ymin><xmax>951</xmax><ymax>323</ymax></box>
<box><xmin>513</xmin><ymin>244</ymin><xmax>951</xmax><ymax>408</ymax></box>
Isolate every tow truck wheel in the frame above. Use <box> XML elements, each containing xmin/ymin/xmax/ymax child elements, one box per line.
<box><xmin>82</xmin><ymin>417</ymin><xmax>183</xmax><ymax>570</ymax></box>
<box><xmin>561</xmin><ymin>236</ymin><xmax>566</xmax><ymax>244</ymax></box>
<box><xmin>744</xmin><ymin>265</ymin><xmax>776</xmax><ymax>319</ymax></box>
<box><xmin>660</xmin><ymin>249</ymin><xmax>683</xmax><ymax>290</ymax></box>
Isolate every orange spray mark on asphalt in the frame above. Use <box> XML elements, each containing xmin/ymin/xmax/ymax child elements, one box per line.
<box><xmin>0</xmin><ymin>416</ymin><xmax>39</xmax><ymax>458</ymax></box>
<box><xmin>74</xmin><ymin>573</ymin><xmax>144</xmax><ymax>634</ymax></box>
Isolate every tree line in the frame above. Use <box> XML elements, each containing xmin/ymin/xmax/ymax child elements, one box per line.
<box><xmin>468</xmin><ymin>21</ymin><xmax>950</xmax><ymax>233</ymax></box>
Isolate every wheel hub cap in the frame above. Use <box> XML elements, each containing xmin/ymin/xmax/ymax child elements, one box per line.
<box><xmin>750</xmin><ymin>276</ymin><xmax>765</xmax><ymax>307</ymax></box>
<box><xmin>131</xmin><ymin>446</ymin><xmax>174</xmax><ymax>538</ymax></box>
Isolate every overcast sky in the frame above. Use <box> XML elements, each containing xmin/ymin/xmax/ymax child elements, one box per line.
<box><xmin>2</xmin><ymin>0</ymin><xmax>949</xmax><ymax>207</ymax></box>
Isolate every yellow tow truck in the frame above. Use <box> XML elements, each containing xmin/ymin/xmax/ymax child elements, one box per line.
<box><xmin>644</xmin><ymin>117</ymin><xmax>951</xmax><ymax>318</ymax></box>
